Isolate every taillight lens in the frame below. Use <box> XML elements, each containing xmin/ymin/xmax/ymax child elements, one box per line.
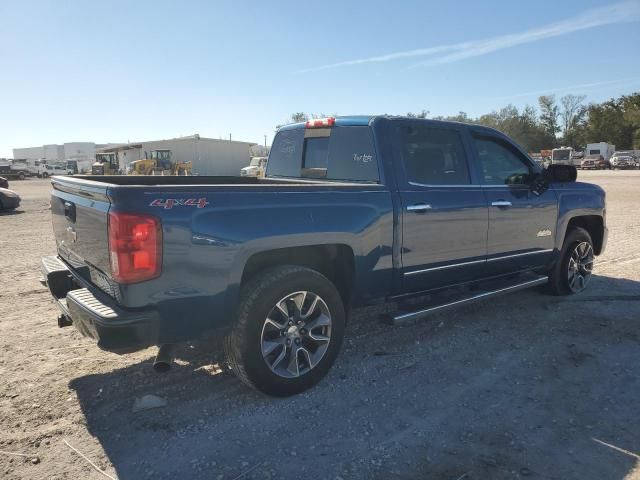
<box><xmin>108</xmin><ymin>211</ymin><xmax>162</xmax><ymax>283</ymax></box>
<box><xmin>305</xmin><ymin>117</ymin><xmax>335</xmax><ymax>128</ymax></box>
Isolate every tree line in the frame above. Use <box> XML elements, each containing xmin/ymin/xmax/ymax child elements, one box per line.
<box><xmin>284</xmin><ymin>91</ymin><xmax>640</xmax><ymax>153</ymax></box>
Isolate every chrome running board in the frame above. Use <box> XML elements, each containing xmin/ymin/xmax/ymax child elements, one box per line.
<box><xmin>388</xmin><ymin>275</ymin><xmax>548</xmax><ymax>326</ymax></box>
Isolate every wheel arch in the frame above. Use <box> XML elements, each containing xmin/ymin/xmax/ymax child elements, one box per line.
<box><xmin>240</xmin><ymin>244</ymin><xmax>356</xmax><ymax>307</ymax></box>
<box><xmin>565</xmin><ymin>215</ymin><xmax>605</xmax><ymax>254</ymax></box>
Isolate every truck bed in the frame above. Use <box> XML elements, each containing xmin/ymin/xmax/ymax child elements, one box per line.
<box><xmin>63</xmin><ymin>175</ymin><xmax>375</xmax><ymax>187</ymax></box>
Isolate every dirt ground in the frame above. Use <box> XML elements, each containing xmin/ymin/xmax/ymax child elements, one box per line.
<box><xmin>1</xmin><ymin>172</ymin><xmax>639</xmax><ymax>480</ymax></box>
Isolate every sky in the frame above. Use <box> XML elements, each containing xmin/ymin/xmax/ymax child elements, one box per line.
<box><xmin>0</xmin><ymin>0</ymin><xmax>639</xmax><ymax>157</ymax></box>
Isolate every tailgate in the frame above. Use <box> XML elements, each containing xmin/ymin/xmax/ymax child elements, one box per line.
<box><xmin>50</xmin><ymin>177</ymin><xmax>114</xmax><ymax>290</ymax></box>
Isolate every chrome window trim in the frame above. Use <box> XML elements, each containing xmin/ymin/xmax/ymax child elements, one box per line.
<box><xmin>407</xmin><ymin>181</ymin><xmax>476</xmax><ymax>188</ymax></box>
<box><xmin>406</xmin><ymin>182</ymin><xmax>530</xmax><ymax>188</ymax></box>
<box><xmin>480</xmin><ymin>184</ymin><xmax>529</xmax><ymax>188</ymax></box>
<box><xmin>404</xmin><ymin>249</ymin><xmax>553</xmax><ymax>276</ymax></box>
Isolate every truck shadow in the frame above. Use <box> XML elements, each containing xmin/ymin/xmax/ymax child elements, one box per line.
<box><xmin>69</xmin><ymin>273</ymin><xmax>640</xmax><ymax>480</ymax></box>
<box><xmin>0</xmin><ymin>209</ymin><xmax>25</xmax><ymax>216</ymax></box>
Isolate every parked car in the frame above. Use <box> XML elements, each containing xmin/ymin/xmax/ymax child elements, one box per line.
<box><xmin>610</xmin><ymin>152</ymin><xmax>637</xmax><ymax>169</ymax></box>
<box><xmin>0</xmin><ymin>176</ymin><xmax>8</xmax><ymax>189</ymax></box>
<box><xmin>581</xmin><ymin>154</ymin><xmax>610</xmax><ymax>170</ymax></box>
<box><xmin>43</xmin><ymin>164</ymin><xmax>69</xmax><ymax>177</ymax></box>
<box><xmin>580</xmin><ymin>156</ymin><xmax>596</xmax><ymax>170</ymax></box>
<box><xmin>41</xmin><ymin>116</ymin><xmax>607</xmax><ymax>396</ymax></box>
<box><xmin>0</xmin><ymin>187</ymin><xmax>21</xmax><ymax>211</ymax></box>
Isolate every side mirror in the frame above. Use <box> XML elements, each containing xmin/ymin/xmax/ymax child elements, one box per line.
<box><xmin>545</xmin><ymin>164</ymin><xmax>577</xmax><ymax>183</ymax></box>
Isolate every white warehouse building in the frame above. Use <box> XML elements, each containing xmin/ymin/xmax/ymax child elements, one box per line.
<box><xmin>13</xmin><ymin>142</ymin><xmax>107</xmax><ymax>163</ymax></box>
<box><xmin>98</xmin><ymin>134</ymin><xmax>255</xmax><ymax>176</ymax></box>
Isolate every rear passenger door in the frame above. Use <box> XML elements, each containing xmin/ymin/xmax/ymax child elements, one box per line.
<box><xmin>471</xmin><ymin>133</ymin><xmax>558</xmax><ymax>275</ymax></box>
<box><xmin>395</xmin><ymin>122</ymin><xmax>488</xmax><ymax>293</ymax></box>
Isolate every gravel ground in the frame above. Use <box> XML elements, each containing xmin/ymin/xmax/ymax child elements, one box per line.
<box><xmin>1</xmin><ymin>172</ymin><xmax>639</xmax><ymax>480</ymax></box>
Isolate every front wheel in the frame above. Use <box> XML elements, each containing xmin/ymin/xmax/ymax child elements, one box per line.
<box><xmin>225</xmin><ymin>265</ymin><xmax>346</xmax><ymax>396</ymax></box>
<box><xmin>548</xmin><ymin>227</ymin><xmax>594</xmax><ymax>295</ymax></box>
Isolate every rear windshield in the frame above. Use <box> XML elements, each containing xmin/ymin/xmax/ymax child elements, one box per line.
<box><xmin>266</xmin><ymin>126</ymin><xmax>379</xmax><ymax>182</ymax></box>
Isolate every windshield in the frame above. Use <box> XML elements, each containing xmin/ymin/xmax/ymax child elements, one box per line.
<box><xmin>552</xmin><ymin>149</ymin><xmax>571</xmax><ymax>160</ymax></box>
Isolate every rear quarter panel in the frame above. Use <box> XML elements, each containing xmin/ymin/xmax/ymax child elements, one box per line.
<box><xmin>108</xmin><ymin>184</ymin><xmax>394</xmax><ymax>339</ymax></box>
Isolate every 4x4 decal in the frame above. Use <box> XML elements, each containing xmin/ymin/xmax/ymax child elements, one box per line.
<box><xmin>150</xmin><ymin>198</ymin><xmax>209</xmax><ymax>209</ymax></box>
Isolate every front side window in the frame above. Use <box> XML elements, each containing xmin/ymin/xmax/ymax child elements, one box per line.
<box><xmin>398</xmin><ymin>125</ymin><xmax>470</xmax><ymax>185</ymax></box>
<box><xmin>474</xmin><ymin>137</ymin><xmax>531</xmax><ymax>185</ymax></box>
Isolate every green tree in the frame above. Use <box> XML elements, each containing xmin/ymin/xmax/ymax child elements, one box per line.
<box><xmin>406</xmin><ymin>109</ymin><xmax>429</xmax><ymax>119</ymax></box>
<box><xmin>290</xmin><ymin>112</ymin><xmax>309</xmax><ymax>123</ymax></box>
<box><xmin>620</xmin><ymin>93</ymin><xmax>640</xmax><ymax>148</ymax></box>
<box><xmin>538</xmin><ymin>95</ymin><xmax>560</xmax><ymax>146</ymax></box>
<box><xmin>560</xmin><ymin>94</ymin><xmax>587</xmax><ymax>148</ymax></box>
<box><xmin>584</xmin><ymin>97</ymin><xmax>635</xmax><ymax>149</ymax></box>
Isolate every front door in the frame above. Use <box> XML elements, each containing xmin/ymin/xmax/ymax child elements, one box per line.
<box><xmin>395</xmin><ymin>122</ymin><xmax>488</xmax><ymax>293</ymax></box>
<box><xmin>471</xmin><ymin>133</ymin><xmax>558</xmax><ymax>275</ymax></box>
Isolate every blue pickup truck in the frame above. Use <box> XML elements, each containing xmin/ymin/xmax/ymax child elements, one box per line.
<box><xmin>41</xmin><ymin>116</ymin><xmax>607</xmax><ymax>396</ymax></box>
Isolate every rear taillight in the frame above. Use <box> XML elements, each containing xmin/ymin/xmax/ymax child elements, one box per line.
<box><xmin>108</xmin><ymin>211</ymin><xmax>162</xmax><ymax>283</ymax></box>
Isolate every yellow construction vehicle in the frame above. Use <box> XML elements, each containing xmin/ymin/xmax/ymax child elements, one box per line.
<box><xmin>128</xmin><ymin>158</ymin><xmax>156</xmax><ymax>175</ymax></box>
<box><xmin>127</xmin><ymin>149</ymin><xmax>192</xmax><ymax>176</ymax></box>
<box><xmin>91</xmin><ymin>153</ymin><xmax>120</xmax><ymax>175</ymax></box>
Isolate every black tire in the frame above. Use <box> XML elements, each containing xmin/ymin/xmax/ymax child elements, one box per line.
<box><xmin>42</xmin><ymin>172</ymin><xmax>49</xmax><ymax>178</ymax></box>
<box><xmin>18</xmin><ymin>172</ymin><xmax>25</xmax><ymax>180</ymax></box>
<box><xmin>548</xmin><ymin>227</ymin><xmax>594</xmax><ymax>296</ymax></box>
<box><xmin>225</xmin><ymin>265</ymin><xmax>346</xmax><ymax>396</ymax></box>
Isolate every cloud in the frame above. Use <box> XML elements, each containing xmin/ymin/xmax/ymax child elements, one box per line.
<box><xmin>299</xmin><ymin>1</ymin><xmax>640</xmax><ymax>73</ymax></box>
<box><xmin>488</xmin><ymin>78</ymin><xmax>640</xmax><ymax>102</ymax></box>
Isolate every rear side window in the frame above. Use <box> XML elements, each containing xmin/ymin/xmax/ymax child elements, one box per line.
<box><xmin>398</xmin><ymin>124</ymin><xmax>470</xmax><ymax>185</ymax></box>
<box><xmin>267</xmin><ymin>126</ymin><xmax>379</xmax><ymax>182</ymax></box>
<box><xmin>266</xmin><ymin>128</ymin><xmax>304</xmax><ymax>178</ymax></box>
<box><xmin>325</xmin><ymin>127</ymin><xmax>379</xmax><ymax>182</ymax></box>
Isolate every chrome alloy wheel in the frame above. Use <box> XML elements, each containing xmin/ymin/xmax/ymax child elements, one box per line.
<box><xmin>260</xmin><ymin>291</ymin><xmax>332</xmax><ymax>378</ymax></box>
<box><xmin>567</xmin><ymin>241</ymin><xmax>594</xmax><ymax>293</ymax></box>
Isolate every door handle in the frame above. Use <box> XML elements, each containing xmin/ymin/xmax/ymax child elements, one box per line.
<box><xmin>406</xmin><ymin>203</ymin><xmax>432</xmax><ymax>212</ymax></box>
<box><xmin>491</xmin><ymin>200</ymin><xmax>512</xmax><ymax>208</ymax></box>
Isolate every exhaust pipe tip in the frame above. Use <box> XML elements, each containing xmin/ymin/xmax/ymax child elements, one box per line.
<box><xmin>153</xmin><ymin>360</ymin><xmax>171</xmax><ymax>373</ymax></box>
<box><xmin>153</xmin><ymin>344</ymin><xmax>175</xmax><ymax>373</ymax></box>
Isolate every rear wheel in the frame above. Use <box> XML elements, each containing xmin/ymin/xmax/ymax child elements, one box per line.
<box><xmin>548</xmin><ymin>227</ymin><xmax>594</xmax><ymax>295</ymax></box>
<box><xmin>18</xmin><ymin>172</ymin><xmax>25</xmax><ymax>180</ymax></box>
<box><xmin>225</xmin><ymin>265</ymin><xmax>346</xmax><ymax>396</ymax></box>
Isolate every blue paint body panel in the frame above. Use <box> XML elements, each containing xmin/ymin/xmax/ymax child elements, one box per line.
<box><xmin>45</xmin><ymin>116</ymin><xmax>607</xmax><ymax>351</ymax></box>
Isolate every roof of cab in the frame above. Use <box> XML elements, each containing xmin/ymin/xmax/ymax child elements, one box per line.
<box><xmin>276</xmin><ymin>115</ymin><xmax>505</xmax><ymax>137</ymax></box>
<box><xmin>278</xmin><ymin>115</ymin><xmax>374</xmax><ymax>131</ymax></box>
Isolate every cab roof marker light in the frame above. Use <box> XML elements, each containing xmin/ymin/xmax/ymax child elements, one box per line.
<box><xmin>305</xmin><ymin>117</ymin><xmax>336</xmax><ymax>128</ymax></box>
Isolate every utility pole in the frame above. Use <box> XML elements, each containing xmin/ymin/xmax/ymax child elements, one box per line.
<box><xmin>264</xmin><ymin>135</ymin><xmax>267</xmax><ymax>148</ymax></box>
<box><xmin>229</xmin><ymin>133</ymin><xmax>232</xmax><ymax>141</ymax></box>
